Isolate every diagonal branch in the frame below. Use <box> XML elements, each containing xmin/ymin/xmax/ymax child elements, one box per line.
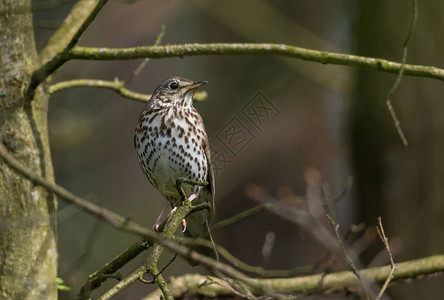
<box><xmin>2</xmin><ymin>143</ymin><xmax>444</xmax><ymax>298</ymax></box>
<box><xmin>78</xmin><ymin>239</ymin><xmax>151</xmax><ymax>299</ymax></box>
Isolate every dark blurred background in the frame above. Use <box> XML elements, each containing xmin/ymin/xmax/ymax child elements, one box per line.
<box><xmin>31</xmin><ymin>0</ymin><xmax>444</xmax><ymax>299</ymax></box>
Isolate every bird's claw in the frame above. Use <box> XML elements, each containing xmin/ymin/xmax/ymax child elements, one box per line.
<box><xmin>181</xmin><ymin>219</ymin><xmax>187</xmax><ymax>233</ymax></box>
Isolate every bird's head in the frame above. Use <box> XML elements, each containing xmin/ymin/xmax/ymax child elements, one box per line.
<box><xmin>150</xmin><ymin>77</ymin><xmax>207</xmax><ymax>108</ymax></box>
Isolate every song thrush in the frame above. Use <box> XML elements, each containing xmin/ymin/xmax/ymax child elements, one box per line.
<box><xmin>134</xmin><ymin>77</ymin><xmax>214</xmax><ymax>237</ymax></box>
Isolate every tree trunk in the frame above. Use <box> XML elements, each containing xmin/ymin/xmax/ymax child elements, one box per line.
<box><xmin>0</xmin><ymin>0</ymin><xmax>57</xmax><ymax>299</ymax></box>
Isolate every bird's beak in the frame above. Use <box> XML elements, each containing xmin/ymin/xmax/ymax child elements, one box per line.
<box><xmin>181</xmin><ymin>80</ymin><xmax>208</xmax><ymax>92</ymax></box>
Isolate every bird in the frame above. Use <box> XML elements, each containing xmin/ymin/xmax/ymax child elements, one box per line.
<box><xmin>134</xmin><ymin>77</ymin><xmax>214</xmax><ymax>238</ymax></box>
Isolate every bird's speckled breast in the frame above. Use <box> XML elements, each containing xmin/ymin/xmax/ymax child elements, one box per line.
<box><xmin>134</xmin><ymin>106</ymin><xmax>208</xmax><ymax>199</ymax></box>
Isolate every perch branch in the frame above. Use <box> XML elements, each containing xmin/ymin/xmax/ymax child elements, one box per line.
<box><xmin>0</xmin><ymin>143</ymin><xmax>254</xmax><ymax>296</ymax></box>
<box><xmin>98</xmin><ymin>202</ymin><xmax>193</xmax><ymax>300</ymax></box>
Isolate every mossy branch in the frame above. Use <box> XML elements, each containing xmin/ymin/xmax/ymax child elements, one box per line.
<box><xmin>97</xmin><ymin>202</ymin><xmax>193</xmax><ymax>300</ymax></box>
<box><xmin>67</xmin><ymin>43</ymin><xmax>444</xmax><ymax>81</ymax></box>
<box><xmin>30</xmin><ymin>42</ymin><xmax>444</xmax><ymax>101</ymax></box>
<box><xmin>28</xmin><ymin>0</ymin><xmax>109</xmax><ymax>100</ymax></box>
<box><xmin>143</xmin><ymin>255</ymin><xmax>444</xmax><ymax>299</ymax></box>
<box><xmin>77</xmin><ymin>239</ymin><xmax>151</xmax><ymax>299</ymax></box>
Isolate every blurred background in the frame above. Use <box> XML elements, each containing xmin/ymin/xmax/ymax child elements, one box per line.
<box><xmin>32</xmin><ymin>0</ymin><xmax>444</xmax><ymax>299</ymax></box>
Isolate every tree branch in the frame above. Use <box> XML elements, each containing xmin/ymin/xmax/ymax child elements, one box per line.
<box><xmin>97</xmin><ymin>203</ymin><xmax>192</xmax><ymax>300</ymax></box>
<box><xmin>29</xmin><ymin>0</ymin><xmax>109</xmax><ymax>100</ymax></box>
<box><xmin>0</xmin><ymin>142</ymin><xmax>255</xmax><ymax>297</ymax></box>
<box><xmin>48</xmin><ymin>78</ymin><xmax>208</xmax><ymax>103</ymax></box>
<box><xmin>78</xmin><ymin>239</ymin><xmax>151</xmax><ymax>299</ymax></box>
<box><xmin>31</xmin><ymin>42</ymin><xmax>444</xmax><ymax>101</ymax></box>
<box><xmin>144</xmin><ymin>255</ymin><xmax>444</xmax><ymax>299</ymax></box>
<box><xmin>66</xmin><ymin>43</ymin><xmax>444</xmax><ymax>81</ymax></box>
<box><xmin>49</xmin><ymin>79</ymin><xmax>151</xmax><ymax>102</ymax></box>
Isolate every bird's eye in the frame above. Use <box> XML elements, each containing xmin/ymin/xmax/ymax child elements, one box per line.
<box><xmin>169</xmin><ymin>82</ymin><xmax>179</xmax><ymax>90</ymax></box>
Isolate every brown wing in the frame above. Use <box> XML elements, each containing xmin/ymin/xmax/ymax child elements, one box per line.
<box><xmin>184</xmin><ymin>139</ymin><xmax>215</xmax><ymax>238</ymax></box>
<box><xmin>204</xmin><ymin>138</ymin><xmax>215</xmax><ymax>218</ymax></box>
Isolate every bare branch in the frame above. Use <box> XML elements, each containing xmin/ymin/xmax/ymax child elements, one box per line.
<box><xmin>49</xmin><ymin>79</ymin><xmax>151</xmax><ymax>102</ymax></box>
<box><xmin>327</xmin><ymin>214</ymin><xmax>371</xmax><ymax>299</ymax></box>
<box><xmin>78</xmin><ymin>239</ymin><xmax>151</xmax><ymax>299</ymax></box>
<box><xmin>211</xmin><ymin>204</ymin><xmax>267</xmax><ymax>232</ymax></box>
<box><xmin>144</xmin><ymin>255</ymin><xmax>444</xmax><ymax>299</ymax></box>
<box><xmin>68</xmin><ymin>43</ymin><xmax>444</xmax><ymax>81</ymax></box>
<box><xmin>125</xmin><ymin>25</ymin><xmax>166</xmax><ymax>85</ymax></box>
<box><xmin>29</xmin><ymin>0</ymin><xmax>110</xmax><ymax>101</ymax></box>
<box><xmin>48</xmin><ymin>79</ymin><xmax>208</xmax><ymax>103</ymax></box>
<box><xmin>32</xmin><ymin>42</ymin><xmax>444</xmax><ymax>103</ymax></box>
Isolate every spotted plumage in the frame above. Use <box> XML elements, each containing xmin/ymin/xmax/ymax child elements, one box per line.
<box><xmin>134</xmin><ymin>77</ymin><xmax>214</xmax><ymax>237</ymax></box>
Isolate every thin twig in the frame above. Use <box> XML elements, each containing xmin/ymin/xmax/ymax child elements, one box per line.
<box><xmin>211</xmin><ymin>204</ymin><xmax>267</xmax><ymax>232</ymax></box>
<box><xmin>125</xmin><ymin>25</ymin><xmax>166</xmax><ymax>85</ymax></box>
<box><xmin>385</xmin><ymin>0</ymin><xmax>418</xmax><ymax>146</ymax></box>
<box><xmin>327</xmin><ymin>214</ymin><xmax>370</xmax><ymax>300</ymax></box>
<box><xmin>157</xmin><ymin>253</ymin><xmax>178</xmax><ymax>280</ymax></box>
<box><xmin>181</xmin><ymin>236</ymin><xmax>313</xmax><ymax>277</ymax></box>
<box><xmin>376</xmin><ymin>217</ymin><xmax>397</xmax><ymax>300</ymax></box>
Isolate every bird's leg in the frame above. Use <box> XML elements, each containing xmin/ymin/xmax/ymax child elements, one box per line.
<box><xmin>153</xmin><ymin>202</ymin><xmax>171</xmax><ymax>232</ymax></box>
<box><xmin>174</xmin><ymin>177</ymin><xmax>207</xmax><ymax>232</ymax></box>
<box><xmin>175</xmin><ymin>177</ymin><xmax>208</xmax><ymax>201</ymax></box>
